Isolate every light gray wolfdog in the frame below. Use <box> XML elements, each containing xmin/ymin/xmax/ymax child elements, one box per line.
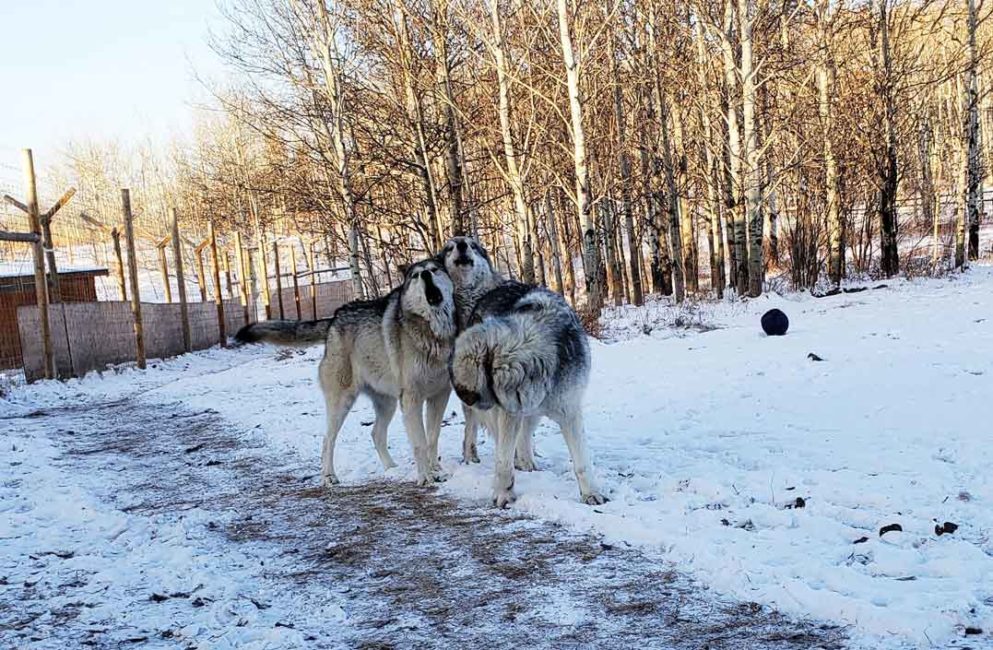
<box><xmin>235</xmin><ymin>259</ymin><xmax>456</xmax><ymax>487</ymax></box>
<box><xmin>438</xmin><ymin>236</ymin><xmax>536</xmax><ymax>471</ymax></box>
<box><xmin>441</xmin><ymin>239</ymin><xmax>605</xmax><ymax>507</ymax></box>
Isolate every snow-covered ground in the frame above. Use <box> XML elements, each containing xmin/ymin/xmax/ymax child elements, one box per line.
<box><xmin>3</xmin><ymin>267</ymin><xmax>993</xmax><ymax>648</ymax></box>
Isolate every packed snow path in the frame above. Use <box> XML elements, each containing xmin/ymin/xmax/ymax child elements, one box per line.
<box><xmin>1</xmin><ymin>397</ymin><xmax>843</xmax><ymax>648</ymax></box>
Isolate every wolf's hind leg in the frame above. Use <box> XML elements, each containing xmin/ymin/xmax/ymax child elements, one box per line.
<box><xmin>319</xmin><ymin>341</ymin><xmax>356</xmax><ymax>486</ymax></box>
<box><xmin>320</xmin><ymin>388</ymin><xmax>357</xmax><ymax>487</ymax></box>
<box><xmin>462</xmin><ymin>405</ymin><xmax>481</xmax><ymax>464</ymax></box>
<box><xmin>553</xmin><ymin>412</ymin><xmax>606</xmax><ymax>505</ymax></box>
<box><xmin>368</xmin><ymin>391</ymin><xmax>398</xmax><ymax>470</ymax></box>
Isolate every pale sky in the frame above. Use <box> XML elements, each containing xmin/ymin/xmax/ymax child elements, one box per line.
<box><xmin>0</xmin><ymin>0</ymin><xmax>225</xmax><ymax>176</ymax></box>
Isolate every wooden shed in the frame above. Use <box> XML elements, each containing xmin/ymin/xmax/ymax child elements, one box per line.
<box><xmin>0</xmin><ymin>267</ymin><xmax>108</xmax><ymax>370</ymax></box>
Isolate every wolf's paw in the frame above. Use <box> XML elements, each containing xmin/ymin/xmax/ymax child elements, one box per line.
<box><xmin>515</xmin><ymin>457</ymin><xmax>537</xmax><ymax>472</ymax></box>
<box><xmin>321</xmin><ymin>473</ymin><xmax>340</xmax><ymax>487</ymax></box>
<box><xmin>492</xmin><ymin>489</ymin><xmax>517</xmax><ymax>509</ymax></box>
<box><xmin>462</xmin><ymin>444</ymin><xmax>480</xmax><ymax>464</ymax></box>
<box><xmin>415</xmin><ymin>473</ymin><xmax>433</xmax><ymax>487</ymax></box>
<box><xmin>581</xmin><ymin>492</ymin><xmax>608</xmax><ymax>506</ymax></box>
<box><xmin>431</xmin><ymin>469</ymin><xmax>449</xmax><ymax>483</ymax></box>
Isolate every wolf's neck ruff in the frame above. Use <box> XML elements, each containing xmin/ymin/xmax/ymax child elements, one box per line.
<box><xmin>453</xmin><ymin>271</ymin><xmax>502</xmax><ymax>332</ymax></box>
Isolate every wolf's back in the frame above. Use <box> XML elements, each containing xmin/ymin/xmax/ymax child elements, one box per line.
<box><xmin>234</xmin><ymin>318</ymin><xmax>333</xmax><ymax>345</ymax></box>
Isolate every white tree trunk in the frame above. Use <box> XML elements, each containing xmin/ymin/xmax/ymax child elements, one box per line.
<box><xmin>557</xmin><ymin>0</ymin><xmax>603</xmax><ymax>311</ymax></box>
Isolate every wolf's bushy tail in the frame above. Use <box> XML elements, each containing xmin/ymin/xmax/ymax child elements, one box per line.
<box><xmin>234</xmin><ymin>318</ymin><xmax>333</xmax><ymax>345</ymax></box>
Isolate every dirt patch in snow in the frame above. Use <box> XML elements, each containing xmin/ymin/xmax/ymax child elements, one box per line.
<box><xmin>3</xmin><ymin>399</ymin><xmax>848</xmax><ymax>649</ymax></box>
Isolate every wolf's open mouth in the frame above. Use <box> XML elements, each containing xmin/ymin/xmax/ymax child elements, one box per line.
<box><xmin>454</xmin><ymin>256</ymin><xmax>473</xmax><ymax>267</ymax></box>
<box><xmin>422</xmin><ymin>273</ymin><xmax>444</xmax><ymax>306</ymax></box>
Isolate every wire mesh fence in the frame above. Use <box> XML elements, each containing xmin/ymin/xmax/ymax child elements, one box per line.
<box><xmin>2</xmin><ymin>161</ymin><xmax>354</xmax><ymax>381</ymax></box>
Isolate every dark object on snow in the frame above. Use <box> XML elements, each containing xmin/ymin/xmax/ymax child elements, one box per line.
<box><xmin>761</xmin><ymin>309</ymin><xmax>789</xmax><ymax>336</ymax></box>
<box><xmin>807</xmin><ymin>353</ymin><xmax>824</xmax><ymax>362</ymax></box>
<box><xmin>853</xmin><ymin>536</ymin><xmax>869</xmax><ymax>544</ymax></box>
<box><xmin>965</xmin><ymin>627</ymin><xmax>983</xmax><ymax>635</ymax></box>
<box><xmin>812</xmin><ymin>284</ymin><xmax>888</xmax><ymax>298</ymax></box>
<box><xmin>879</xmin><ymin>523</ymin><xmax>903</xmax><ymax>536</ymax></box>
<box><xmin>785</xmin><ymin>496</ymin><xmax>806</xmax><ymax>509</ymax></box>
<box><xmin>935</xmin><ymin>521</ymin><xmax>959</xmax><ymax>536</ymax></box>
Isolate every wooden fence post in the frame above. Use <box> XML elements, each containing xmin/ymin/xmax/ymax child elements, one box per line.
<box><xmin>170</xmin><ymin>208</ymin><xmax>191</xmax><ymax>353</ymax></box>
<box><xmin>273</xmin><ymin>240</ymin><xmax>284</xmax><ymax>319</ymax></box>
<box><xmin>111</xmin><ymin>228</ymin><xmax>127</xmax><ymax>300</ymax></box>
<box><xmin>23</xmin><ymin>149</ymin><xmax>54</xmax><ymax>379</ymax></box>
<box><xmin>308</xmin><ymin>240</ymin><xmax>318</xmax><ymax>319</ymax></box>
<box><xmin>121</xmin><ymin>189</ymin><xmax>145</xmax><ymax>370</ymax></box>
<box><xmin>223</xmin><ymin>250</ymin><xmax>234</xmax><ymax>299</ymax></box>
<box><xmin>290</xmin><ymin>240</ymin><xmax>301</xmax><ymax>320</ymax></box>
<box><xmin>194</xmin><ymin>241</ymin><xmax>208</xmax><ymax>302</ymax></box>
<box><xmin>254</xmin><ymin>224</ymin><xmax>271</xmax><ymax>319</ymax></box>
<box><xmin>235</xmin><ymin>231</ymin><xmax>250</xmax><ymax>324</ymax></box>
<box><xmin>157</xmin><ymin>237</ymin><xmax>172</xmax><ymax>303</ymax></box>
<box><xmin>208</xmin><ymin>221</ymin><xmax>226</xmax><ymax>347</ymax></box>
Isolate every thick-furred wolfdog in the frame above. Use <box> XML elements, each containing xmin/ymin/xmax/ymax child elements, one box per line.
<box><xmin>442</xmin><ymin>240</ymin><xmax>604</xmax><ymax>507</ymax></box>
<box><xmin>438</xmin><ymin>236</ymin><xmax>536</xmax><ymax>470</ymax></box>
<box><xmin>235</xmin><ymin>259</ymin><xmax>456</xmax><ymax>487</ymax></box>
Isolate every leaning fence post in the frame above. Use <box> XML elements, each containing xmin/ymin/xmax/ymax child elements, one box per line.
<box><xmin>290</xmin><ymin>240</ymin><xmax>301</xmax><ymax>319</ymax></box>
<box><xmin>308</xmin><ymin>240</ymin><xmax>318</xmax><ymax>318</ymax></box>
<box><xmin>111</xmin><ymin>228</ymin><xmax>127</xmax><ymax>301</ymax></box>
<box><xmin>235</xmin><ymin>231</ymin><xmax>250</xmax><ymax>324</ymax></box>
<box><xmin>208</xmin><ymin>221</ymin><xmax>226</xmax><ymax>347</ymax></box>
<box><xmin>157</xmin><ymin>237</ymin><xmax>172</xmax><ymax>303</ymax></box>
<box><xmin>223</xmin><ymin>250</ymin><xmax>234</xmax><ymax>299</ymax></box>
<box><xmin>24</xmin><ymin>149</ymin><xmax>54</xmax><ymax>379</ymax></box>
<box><xmin>121</xmin><ymin>189</ymin><xmax>146</xmax><ymax>370</ymax></box>
<box><xmin>194</xmin><ymin>241</ymin><xmax>208</xmax><ymax>302</ymax></box>
<box><xmin>170</xmin><ymin>208</ymin><xmax>191</xmax><ymax>353</ymax></box>
<box><xmin>273</xmin><ymin>240</ymin><xmax>284</xmax><ymax>319</ymax></box>
<box><xmin>254</xmin><ymin>223</ymin><xmax>271</xmax><ymax>319</ymax></box>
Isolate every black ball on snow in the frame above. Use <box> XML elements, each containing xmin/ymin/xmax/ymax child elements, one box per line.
<box><xmin>761</xmin><ymin>309</ymin><xmax>789</xmax><ymax>336</ymax></box>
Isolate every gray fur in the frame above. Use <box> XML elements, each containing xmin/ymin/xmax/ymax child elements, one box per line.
<box><xmin>316</xmin><ymin>258</ymin><xmax>456</xmax><ymax>486</ymax></box>
<box><xmin>235</xmin><ymin>318</ymin><xmax>333</xmax><ymax>345</ymax></box>
<box><xmin>441</xmin><ymin>238</ymin><xmax>604</xmax><ymax>507</ymax></box>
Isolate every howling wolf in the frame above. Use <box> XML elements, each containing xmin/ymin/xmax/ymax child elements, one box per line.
<box><xmin>236</xmin><ymin>259</ymin><xmax>456</xmax><ymax>487</ymax></box>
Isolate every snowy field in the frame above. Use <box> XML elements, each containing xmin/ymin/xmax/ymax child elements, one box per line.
<box><xmin>3</xmin><ymin>267</ymin><xmax>993</xmax><ymax>648</ymax></box>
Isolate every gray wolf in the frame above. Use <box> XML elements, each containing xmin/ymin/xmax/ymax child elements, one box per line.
<box><xmin>237</xmin><ymin>259</ymin><xmax>456</xmax><ymax>487</ymax></box>
<box><xmin>448</xmin><ymin>278</ymin><xmax>606</xmax><ymax>507</ymax></box>
<box><xmin>438</xmin><ymin>236</ymin><xmax>536</xmax><ymax>470</ymax></box>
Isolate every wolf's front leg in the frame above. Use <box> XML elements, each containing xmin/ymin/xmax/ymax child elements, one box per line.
<box><xmin>492</xmin><ymin>412</ymin><xmax>520</xmax><ymax>508</ymax></box>
<box><xmin>424</xmin><ymin>388</ymin><xmax>451</xmax><ymax>480</ymax></box>
<box><xmin>462</xmin><ymin>405</ymin><xmax>480</xmax><ymax>464</ymax></box>
<box><xmin>401</xmin><ymin>393</ymin><xmax>432</xmax><ymax>486</ymax></box>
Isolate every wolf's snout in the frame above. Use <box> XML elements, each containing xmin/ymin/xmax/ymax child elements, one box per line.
<box><xmin>453</xmin><ymin>240</ymin><xmax>473</xmax><ymax>266</ymax></box>
<box><xmin>454</xmin><ymin>385</ymin><xmax>480</xmax><ymax>406</ymax></box>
